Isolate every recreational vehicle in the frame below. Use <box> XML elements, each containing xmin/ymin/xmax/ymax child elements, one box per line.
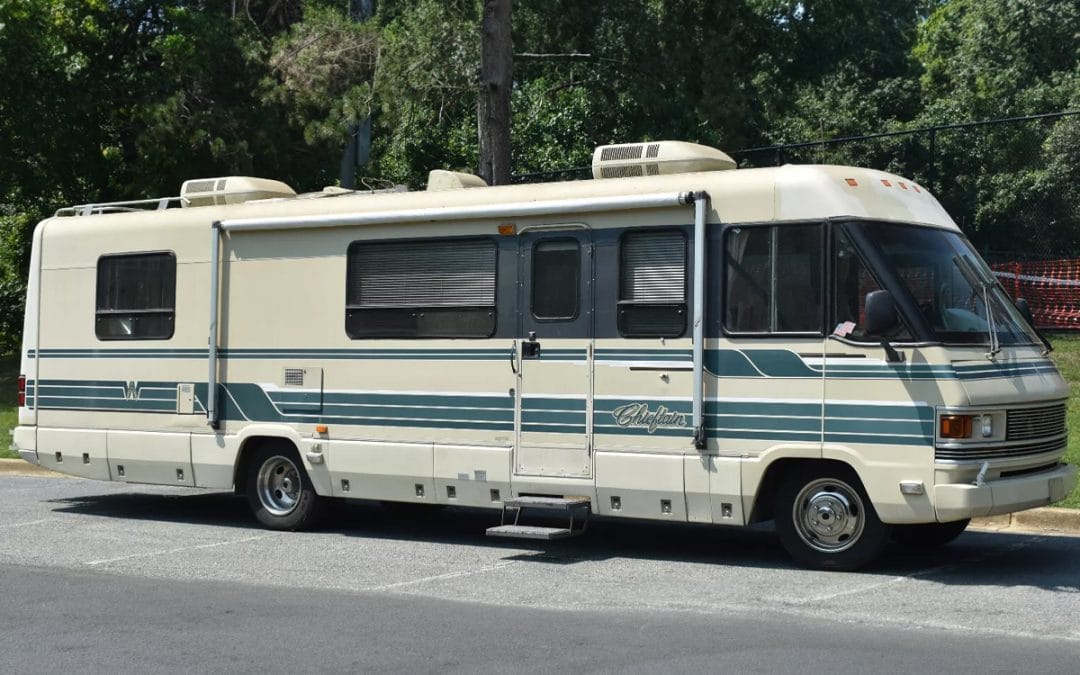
<box><xmin>12</xmin><ymin>141</ymin><xmax>1076</xmax><ymax>571</ymax></box>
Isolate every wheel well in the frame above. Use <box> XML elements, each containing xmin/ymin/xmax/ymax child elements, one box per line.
<box><xmin>748</xmin><ymin>458</ymin><xmax>859</xmax><ymax>524</ymax></box>
<box><xmin>233</xmin><ymin>436</ymin><xmax>299</xmax><ymax>495</ymax></box>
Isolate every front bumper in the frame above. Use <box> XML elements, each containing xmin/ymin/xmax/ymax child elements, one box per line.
<box><xmin>934</xmin><ymin>463</ymin><xmax>1076</xmax><ymax>521</ymax></box>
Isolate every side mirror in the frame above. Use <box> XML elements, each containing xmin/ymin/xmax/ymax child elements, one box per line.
<box><xmin>864</xmin><ymin>290</ymin><xmax>900</xmax><ymax>336</ymax></box>
<box><xmin>864</xmin><ymin>290</ymin><xmax>905</xmax><ymax>363</ymax></box>
<box><xmin>1015</xmin><ymin>297</ymin><xmax>1035</xmax><ymax>326</ymax></box>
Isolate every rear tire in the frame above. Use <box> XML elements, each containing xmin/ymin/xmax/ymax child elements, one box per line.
<box><xmin>774</xmin><ymin>467</ymin><xmax>890</xmax><ymax>571</ymax></box>
<box><xmin>892</xmin><ymin>519</ymin><xmax>969</xmax><ymax>548</ymax></box>
<box><xmin>246</xmin><ymin>444</ymin><xmax>323</xmax><ymax>530</ymax></box>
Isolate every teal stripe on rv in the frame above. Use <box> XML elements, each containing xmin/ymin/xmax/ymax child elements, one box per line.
<box><xmin>28</xmin><ymin>348</ymin><xmax>1056</xmax><ymax>383</ymax></box>
<box><xmin>34</xmin><ymin>378</ymin><xmax>935</xmax><ymax>445</ymax></box>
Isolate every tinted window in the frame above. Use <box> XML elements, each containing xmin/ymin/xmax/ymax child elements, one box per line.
<box><xmin>532</xmin><ymin>239</ymin><xmax>579</xmax><ymax>320</ymax></box>
<box><xmin>346</xmin><ymin>238</ymin><xmax>497</xmax><ymax>338</ymax></box>
<box><xmin>96</xmin><ymin>252</ymin><xmax>176</xmax><ymax>340</ymax></box>
<box><xmin>725</xmin><ymin>224</ymin><xmax>823</xmax><ymax>334</ymax></box>
<box><xmin>832</xmin><ymin>228</ymin><xmax>911</xmax><ymax>341</ymax></box>
<box><xmin>618</xmin><ymin>230</ymin><xmax>687</xmax><ymax>337</ymax></box>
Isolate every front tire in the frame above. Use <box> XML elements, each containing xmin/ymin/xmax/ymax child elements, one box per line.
<box><xmin>892</xmin><ymin>519</ymin><xmax>969</xmax><ymax>548</ymax></box>
<box><xmin>246</xmin><ymin>445</ymin><xmax>323</xmax><ymax>530</ymax></box>
<box><xmin>774</xmin><ymin>467</ymin><xmax>890</xmax><ymax>571</ymax></box>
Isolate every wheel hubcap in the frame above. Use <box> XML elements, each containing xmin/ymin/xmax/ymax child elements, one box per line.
<box><xmin>257</xmin><ymin>455</ymin><xmax>302</xmax><ymax>517</ymax></box>
<box><xmin>793</xmin><ymin>478</ymin><xmax>865</xmax><ymax>553</ymax></box>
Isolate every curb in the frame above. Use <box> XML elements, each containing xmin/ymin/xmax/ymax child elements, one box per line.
<box><xmin>971</xmin><ymin>508</ymin><xmax>1080</xmax><ymax>536</ymax></box>
<box><xmin>0</xmin><ymin>458</ymin><xmax>66</xmax><ymax>478</ymax></box>
<box><xmin>1</xmin><ymin>457</ymin><xmax>1077</xmax><ymax>534</ymax></box>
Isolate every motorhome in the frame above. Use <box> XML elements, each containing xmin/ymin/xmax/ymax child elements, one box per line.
<box><xmin>12</xmin><ymin>141</ymin><xmax>1075</xmax><ymax>570</ymax></box>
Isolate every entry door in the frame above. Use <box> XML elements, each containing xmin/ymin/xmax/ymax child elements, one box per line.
<box><xmin>515</xmin><ymin>229</ymin><xmax>593</xmax><ymax>478</ymax></box>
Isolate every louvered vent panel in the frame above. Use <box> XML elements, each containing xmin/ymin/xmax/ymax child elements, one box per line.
<box><xmin>601</xmin><ymin>165</ymin><xmax>644</xmax><ymax>179</ymax></box>
<box><xmin>621</xmin><ymin>232</ymin><xmax>686</xmax><ymax>301</ymax></box>
<box><xmin>646</xmin><ymin>143</ymin><xmax>661</xmax><ymax>158</ymax></box>
<box><xmin>184</xmin><ymin>180</ymin><xmax>217</xmax><ymax>193</ymax></box>
<box><xmin>283</xmin><ymin>368</ymin><xmax>305</xmax><ymax>387</ymax></box>
<box><xmin>601</xmin><ymin>144</ymin><xmax>644</xmax><ymax>161</ymax></box>
<box><xmin>349</xmin><ymin>240</ymin><xmax>496</xmax><ymax>307</ymax></box>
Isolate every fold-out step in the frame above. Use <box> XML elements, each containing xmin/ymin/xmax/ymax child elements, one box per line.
<box><xmin>501</xmin><ymin>496</ymin><xmax>590</xmax><ymax>510</ymax></box>
<box><xmin>486</xmin><ymin>524</ymin><xmax>574</xmax><ymax>540</ymax></box>
<box><xmin>486</xmin><ymin>496</ymin><xmax>591</xmax><ymax>540</ymax></box>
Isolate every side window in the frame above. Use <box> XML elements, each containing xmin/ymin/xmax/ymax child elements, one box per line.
<box><xmin>832</xmin><ymin>228</ymin><xmax>912</xmax><ymax>340</ymax></box>
<box><xmin>532</xmin><ymin>239</ymin><xmax>580</xmax><ymax>320</ymax></box>
<box><xmin>95</xmin><ymin>252</ymin><xmax>176</xmax><ymax>340</ymax></box>
<box><xmin>346</xmin><ymin>238</ymin><xmax>497</xmax><ymax>338</ymax></box>
<box><xmin>724</xmin><ymin>224</ymin><xmax>823</xmax><ymax>334</ymax></box>
<box><xmin>618</xmin><ymin>230</ymin><xmax>687</xmax><ymax>338</ymax></box>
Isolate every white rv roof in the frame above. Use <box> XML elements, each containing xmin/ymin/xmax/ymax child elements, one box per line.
<box><xmin>40</xmin><ymin>163</ymin><xmax>959</xmax><ymax>255</ymax></box>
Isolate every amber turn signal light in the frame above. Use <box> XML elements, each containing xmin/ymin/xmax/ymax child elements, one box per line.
<box><xmin>940</xmin><ymin>414</ymin><xmax>973</xmax><ymax>439</ymax></box>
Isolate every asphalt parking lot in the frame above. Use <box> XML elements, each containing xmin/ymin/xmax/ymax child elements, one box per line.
<box><xmin>2</xmin><ymin>475</ymin><xmax>1079</xmax><ymax>672</ymax></box>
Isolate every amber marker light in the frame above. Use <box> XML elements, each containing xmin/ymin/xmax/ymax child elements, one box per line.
<box><xmin>315</xmin><ymin>424</ymin><xmax>329</xmax><ymax>435</ymax></box>
<box><xmin>497</xmin><ymin>224</ymin><xmax>516</xmax><ymax>235</ymax></box>
<box><xmin>880</xmin><ymin>179</ymin><xmax>892</xmax><ymax>187</ymax></box>
<box><xmin>845</xmin><ymin>178</ymin><xmax>859</xmax><ymax>187</ymax></box>
<box><xmin>940</xmin><ymin>414</ymin><xmax>973</xmax><ymax>439</ymax></box>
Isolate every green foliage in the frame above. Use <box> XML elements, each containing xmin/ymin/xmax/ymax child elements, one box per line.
<box><xmin>0</xmin><ymin>0</ymin><xmax>1078</xmax><ymax>354</ymax></box>
<box><xmin>1047</xmin><ymin>334</ymin><xmax>1080</xmax><ymax>508</ymax></box>
<box><xmin>910</xmin><ymin>0</ymin><xmax>1080</xmax><ymax>254</ymax></box>
<box><xmin>371</xmin><ymin>0</ymin><xmax>480</xmax><ymax>185</ymax></box>
<box><xmin>264</xmin><ymin>4</ymin><xmax>378</xmax><ymax>146</ymax></box>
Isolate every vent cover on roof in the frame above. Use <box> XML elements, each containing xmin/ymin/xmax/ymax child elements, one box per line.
<box><xmin>592</xmin><ymin>141</ymin><xmax>736</xmax><ymax>179</ymax></box>
<box><xmin>180</xmin><ymin>176</ymin><xmax>296</xmax><ymax>208</ymax></box>
<box><xmin>426</xmin><ymin>170</ymin><xmax>488</xmax><ymax>191</ymax></box>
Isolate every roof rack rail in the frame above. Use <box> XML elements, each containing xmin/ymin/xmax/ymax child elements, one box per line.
<box><xmin>55</xmin><ymin>196</ymin><xmax>184</xmax><ymax>217</ymax></box>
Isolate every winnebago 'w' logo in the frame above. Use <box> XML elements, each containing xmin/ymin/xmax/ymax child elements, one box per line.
<box><xmin>124</xmin><ymin>380</ymin><xmax>140</xmax><ymax>401</ymax></box>
<box><xmin>611</xmin><ymin>402</ymin><xmax>688</xmax><ymax>434</ymax></box>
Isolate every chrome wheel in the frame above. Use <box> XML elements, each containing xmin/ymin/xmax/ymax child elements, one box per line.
<box><xmin>791</xmin><ymin>477</ymin><xmax>865</xmax><ymax>553</ymax></box>
<box><xmin>256</xmin><ymin>455</ymin><xmax>302</xmax><ymax>517</ymax></box>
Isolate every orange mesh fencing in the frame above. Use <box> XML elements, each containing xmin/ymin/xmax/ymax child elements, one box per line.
<box><xmin>991</xmin><ymin>259</ymin><xmax>1080</xmax><ymax>330</ymax></box>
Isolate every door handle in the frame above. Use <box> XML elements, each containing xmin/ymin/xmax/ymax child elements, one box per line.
<box><xmin>522</xmin><ymin>331</ymin><xmax>541</xmax><ymax>359</ymax></box>
<box><xmin>509</xmin><ymin>340</ymin><xmax>518</xmax><ymax>374</ymax></box>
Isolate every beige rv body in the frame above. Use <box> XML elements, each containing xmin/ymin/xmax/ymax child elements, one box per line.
<box><xmin>13</xmin><ymin>157</ymin><xmax>1075</xmax><ymax>540</ymax></box>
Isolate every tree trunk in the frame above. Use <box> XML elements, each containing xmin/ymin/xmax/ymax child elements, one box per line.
<box><xmin>478</xmin><ymin>0</ymin><xmax>512</xmax><ymax>185</ymax></box>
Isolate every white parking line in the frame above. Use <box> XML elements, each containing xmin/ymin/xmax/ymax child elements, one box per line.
<box><xmin>791</xmin><ymin>536</ymin><xmax>1049</xmax><ymax>605</ymax></box>
<box><xmin>0</xmin><ymin>518</ymin><xmax>57</xmax><ymax>529</ymax></box>
<box><xmin>364</xmin><ymin>560</ymin><xmax>520</xmax><ymax>592</ymax></box>
<box><xmin>83</xmin><ymin>534</ymin><xmax>279</xmax><ymax>567</ymax></box>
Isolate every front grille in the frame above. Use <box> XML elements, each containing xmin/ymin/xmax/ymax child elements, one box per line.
<box><xmin>1007</xmin><ymin>404</ymin><xmax>1066</xmax><ymax>441</ymax></box>
<box><xmin>936</xmin><ymin>437</ymin><xmax>1067</xmax><ymax>462</ymax></box>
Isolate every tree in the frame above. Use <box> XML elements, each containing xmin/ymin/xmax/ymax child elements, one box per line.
<box><xmin>477</xmin><ymin>0</ymin><xmax>512</xmax><ymax>185</ymax></box>
<box><xmin>911</xmin><ymin>0</ymin><xmax>1080</xmax><ymax>254</ymax></box>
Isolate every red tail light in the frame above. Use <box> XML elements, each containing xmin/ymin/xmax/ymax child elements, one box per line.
<box><xmin>17</xmin><ymin>374</ymin><xmax>25</xmax><ymax>407</ymax></box>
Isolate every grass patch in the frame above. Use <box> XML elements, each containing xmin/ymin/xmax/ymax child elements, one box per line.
<box><xmin>1047</xmin><ymin>333</ymin><xmax>1080</xmax><ymax>508</ymax></box>
<box><xmin>0</xmin><ymin>353</ymin><xmax>18</xmax><ymax>459</ymax></box>
<box><xmin>0</xmin><ymin>340</ymin><xmax>1077</xmax><ymax>504</ymax></box>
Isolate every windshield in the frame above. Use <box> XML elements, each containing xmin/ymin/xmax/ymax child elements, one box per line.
<box><xmin>848</xmin><ymin>222</ymin><xmax>1041</xmax><ymax>347</ymax></box>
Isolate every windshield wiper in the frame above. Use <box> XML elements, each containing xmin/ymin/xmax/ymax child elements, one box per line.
<box><xmin>952</xmin><ymin>255</ymin><xmax>1001</xmax><ymax>360</ymax></box>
